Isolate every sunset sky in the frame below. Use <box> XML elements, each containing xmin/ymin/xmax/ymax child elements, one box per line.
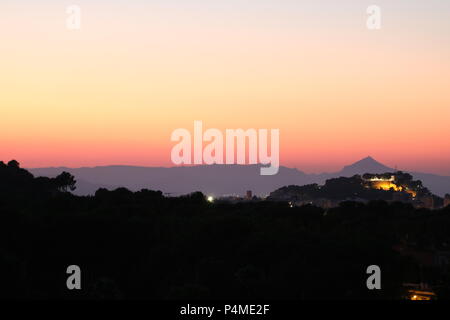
<box><xmin>1</xmin><ymin>0</ymin><xmax>450</xmax><ymax>174</ymax></box>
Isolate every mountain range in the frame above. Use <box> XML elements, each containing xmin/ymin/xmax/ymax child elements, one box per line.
<box><xmin>28</xmin><ymin>157</ymin><xmax>450</xmax><ymax>197</ymax></box>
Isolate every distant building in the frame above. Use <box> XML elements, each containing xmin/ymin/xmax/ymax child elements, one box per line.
<box><xmin>444</xmin><ymin>194</ymin><xmax>450</xmax><ymax>208</ymax></box>
<box><xmin>363</xmin><ymin>175</ymin><xmax>396</xmax><ymax>182</ymax></box>
<box><xmin>403</xmin><ymin>284</ymin><xmax>437</xmax><ymax>301</ymax></box>
<box><xmin>246</xmin><ymin>190</ymin><xmax>252</xmax><ymax>200</ymax></box>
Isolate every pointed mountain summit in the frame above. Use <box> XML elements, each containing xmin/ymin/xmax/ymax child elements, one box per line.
<box><xmin>339</xmin><ymin>156</ymin><xmax>394</xmax><ymax>176</ymax></box>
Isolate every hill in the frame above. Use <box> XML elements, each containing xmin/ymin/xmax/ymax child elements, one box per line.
<box><xmin>28</xmin><ymin>157</ymin><xmax>450</xmax><ymax>197</ymax></box>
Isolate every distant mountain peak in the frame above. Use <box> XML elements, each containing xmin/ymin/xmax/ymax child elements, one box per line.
<box><xmin>354</xmin><ymin>156</ymin><xmax>382</xmax><ymax>165</ymax></box>
<box><xmin>340</xmin><ymin>156</ymin><xmax>393</xmax><ymax>176</ymax></box>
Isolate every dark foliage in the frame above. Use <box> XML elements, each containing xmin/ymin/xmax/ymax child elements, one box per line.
<box><xmin>1</xmin><ymin>161</ymin><xmax>450</xmax><ymax>300</ymax></box>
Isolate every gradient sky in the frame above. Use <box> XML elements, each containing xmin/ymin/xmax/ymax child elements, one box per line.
<box><xmin>1</xmin><ymin>0</ymin><xmax>450</xmax><ymax>174</ymax></box>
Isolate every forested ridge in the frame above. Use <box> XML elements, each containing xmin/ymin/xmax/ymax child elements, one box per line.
<box><xmin>1</xmin><ymin>160</ymin><xmax>450</xmax><ymax>299</ymax></box>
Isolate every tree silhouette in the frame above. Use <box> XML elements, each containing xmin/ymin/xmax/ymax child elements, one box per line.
<box><xmin>54</xmin><ymin>171</ymin><xmax>77</xmax><ymax>192</ymax></box>
<box><xmin>7</xmin><ymin>160</ymin><xmax>19</xmax><ymax>168</ymax></box>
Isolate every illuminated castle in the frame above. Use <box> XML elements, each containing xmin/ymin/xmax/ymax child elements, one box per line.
<box><xmin>364</xmin><ymin>175</ymin><xmax>396</xmax><ymax>182</ymax></box>
<box><xmin>362</xmin><ymin>174</ymin><xmax>417</xmax><ymax>198</ymax></box>
<box><xmin>364</xmin><ymin>175</ymin><xmax>402</xmax><ymax>191</ymax></box>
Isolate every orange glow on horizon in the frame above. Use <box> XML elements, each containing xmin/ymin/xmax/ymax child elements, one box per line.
<box><xmin>1</xmin><ymin>2</ymin><xmax>450</xmax><ymax>174</ymax></box>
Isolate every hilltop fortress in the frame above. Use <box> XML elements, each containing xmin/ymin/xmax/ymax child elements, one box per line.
<box><xmin>269</xmin><ymin>171</ymin><xmax>441</xmax><ymax>209</ymax></box>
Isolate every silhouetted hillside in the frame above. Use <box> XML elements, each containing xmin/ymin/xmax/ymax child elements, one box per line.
<box><xmin>269</xmin><ymin>172</ymin><xmax>443</xmax><ymax>208</ymax></box>
<box><xmin>2</xmin><ymin>160</ymin><xmax>450</xmax><ymax>300</ymax></box>
<box><xmin>29</xmin><ymin>165</ymin><xmax>317</xmax><ymax>197</ymax></box>
<box><xmin>29</xmin><ymin>157</ymin><xmax>450</xmax><ymax>197</ymax></box>
<box><xmin>0</xmin><ymin>160</ymin><xmax>76</xmax><ymax>202</ymax></box>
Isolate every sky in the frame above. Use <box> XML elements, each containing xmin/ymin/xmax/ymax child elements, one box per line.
<box><xmin>1</xmin><ymin>0</ymin><xmax>450</xmax><ymax>174</ymax></box>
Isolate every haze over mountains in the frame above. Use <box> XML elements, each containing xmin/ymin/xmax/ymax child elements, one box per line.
<box><xmin>29</xmin><ymin>157</ymin><xmax>450</xmax><ymax>197</ymax></box>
